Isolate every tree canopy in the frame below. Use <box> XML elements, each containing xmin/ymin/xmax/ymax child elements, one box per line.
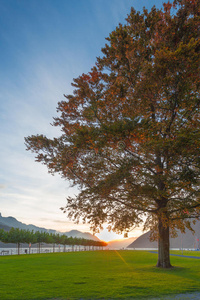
<box><xmin>25</xmin><ymin>0</ymin><xmax>200</xmax><ymax>268</ymax></box>
<box><xmin>0</xmin><ymin>228</ymin><xmax>107</xmax><ymax>255</ymax></box>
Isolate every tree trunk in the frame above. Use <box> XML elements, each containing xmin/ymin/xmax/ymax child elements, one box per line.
<box><xmin>156</xmin><ymin>217</ymin><xmax>172</xmax><ymax>268</ymax></box>
<box><xmin>17</xmin><ymin>243</ymin><xmax>20</xmax><ymax>255</ymax></box>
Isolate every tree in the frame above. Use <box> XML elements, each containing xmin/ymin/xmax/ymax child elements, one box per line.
<box><xmin>59</xmin><ymin>234</ymin><xmax>70</xmax><ymax>252</ymax></box>
<box><xmin>25</xmin><ymin>0</ymin><xmax>200</xmax><ymax>268</ymax></box>
<box><xmin>0</xmin><ymin>229</ymin><xmax>8</xmax><ymax>243</ymax></box>
<box><xmin>6</xmin><ymin>228</ymin><xmax>29</xmax><ymax>255</ymax></box>
<box><xmin>35</xmin><ymin>231</ymin><xmax>47</xmax><ymax>253</ymax></box>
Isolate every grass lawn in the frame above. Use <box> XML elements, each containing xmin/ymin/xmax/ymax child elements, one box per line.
<box><xmin>0</xmin><ymin>250</ymin><xmax>200</xmax><ymax>299</ymax></box>
<box><xmin>170</xmin><ymin>250</ymin><xmax>200</xmax><ymax>257</ymax></box>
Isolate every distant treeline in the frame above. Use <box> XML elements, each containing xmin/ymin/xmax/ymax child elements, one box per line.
<box><xmin>0</xmin><ymin>228</ymin><xmax>107</xmax><ymax>255</ymax></box>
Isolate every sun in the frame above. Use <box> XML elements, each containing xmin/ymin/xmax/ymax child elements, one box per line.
<box><xmin>95</xmin><ymin>226</ymin><xmax>124</xmax><ymax>242</ymax></box>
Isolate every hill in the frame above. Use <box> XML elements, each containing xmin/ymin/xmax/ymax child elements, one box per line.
<box><xmin>0</xmin><ymin>213</ymin><xmax>57</xmax><ymax>234</ymax></box>
<box><xmin>64</xmin><ymin>229</ymin><xmax>99</xmax><ymax>241</ymax></box>
<box><xmin>107</xmin><ymin>237</ymin><xmax>137</xmax><ymax>249</ymax></box>
<box><xmin>128</xmin><ymin>221</ymin><xmax>200</xmax><ymax>250</ymax></box>
<box><xmin>0</xmin><ymin>213</ymin><xmax>100</xmax><ymax>241</ymax></box>
<box><xmin>0</xmin><ymin>222</ymin><xmax>11</xmax><ymax>231</ymax></box>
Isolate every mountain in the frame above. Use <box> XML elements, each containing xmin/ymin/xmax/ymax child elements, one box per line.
<box><xmin>64</xmin><ymin>230</ymin><xmax>99</xmax><ymax>241</ymax></box>
<box><xmin>107</xmin><ymin>237</ymin><xmax>137</xmax><ymax>249</ymax></box>
<box><xmin>127</xmin><ymin>231</ymin><xmax>157</xmax><ymax>249</ymax></box>
<box><xmin>0</xmin><ymin>213</ymin><xmax>100</xmax><ymax>241</ymax></box>
<box><xmin>0</xmin><ymin>222</ymin><xmax>11</xmax><ymax>231</ymax></box>
<box><xmin>0</xmin><ymin>213</ymin><xmax>57</xmax><ymax>233</ymax></box>
<box><xmin>127</xmin><ymin>221</ymin><xmax>200</xmax><ymax>250</ymax></box>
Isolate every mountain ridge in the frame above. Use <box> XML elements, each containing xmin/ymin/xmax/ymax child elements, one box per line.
<box><xmin>107</xmin><ymin>237</ymin><xmax>137</xmax><ymax>249</ymax></box>
<box><xmin>0</xmin><ymin>213</ymin><xmax>100</xmax><ymax>241</ymax></box>
<box><xmin>127</xmin><ymin>221</ymin><xmax>200</xmax><ymax>250</ymax></box>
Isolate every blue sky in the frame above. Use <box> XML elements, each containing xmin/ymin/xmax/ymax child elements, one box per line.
<box><xmin>0</xmin><ymin>0</ymin><xmax>165</xmax><ymax>241</ymax></box>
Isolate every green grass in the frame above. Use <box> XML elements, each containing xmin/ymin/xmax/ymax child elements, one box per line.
<box><xmin>170</xmin><ymin>250</ymin><xmax>200</xmax><ymax>257</ymax></box>
<box><xmin>0</xmin><ymin>250</ymin><xmax>200</xmax><ymax>299</ymax></box>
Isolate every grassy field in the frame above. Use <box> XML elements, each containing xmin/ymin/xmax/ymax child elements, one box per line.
<box><xmin>0</xmin><ymin>250</ymin><xmax>200</xmax><ymax>300</ymax></box>
<box><xmin>170</xmin><ymin>250</ymin><xmax>200</xmax><ymax>257</ymax></box>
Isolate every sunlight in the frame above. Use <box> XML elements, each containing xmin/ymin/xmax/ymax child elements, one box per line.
<box><xmin>96</xmin><ymin>226</ymin><xmax>124</xmax><ymax>242</ymax></box>
<box><xmin>114</xmin><ymin>250</ymin><xmax>131</xmax><ymax>269</ymax></box>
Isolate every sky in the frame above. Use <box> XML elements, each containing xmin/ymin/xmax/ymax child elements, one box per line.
<box><xmin>0</xmin><ymin>0</ymin><xmax>165</xmax><ymax>242</ymax></box>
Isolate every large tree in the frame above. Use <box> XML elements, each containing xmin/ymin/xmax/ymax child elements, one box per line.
<box><xmin>25</xmin><ymin>0</ymin><xmax>200</xmax><ymax>268</ymax></box>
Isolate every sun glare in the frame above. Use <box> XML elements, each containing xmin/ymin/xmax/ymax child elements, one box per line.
<box><xmin>96</xmin><ymin>226</ymin><xmax>124</xmax><ymax>242</ymax></box>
